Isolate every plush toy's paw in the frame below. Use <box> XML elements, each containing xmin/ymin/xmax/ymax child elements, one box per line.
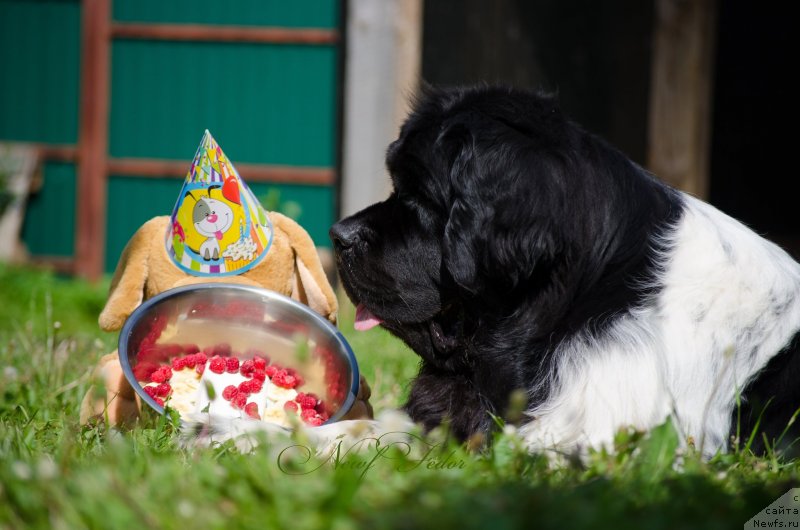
<box><xmin>79</xmin><ymin>352</ymin><xmax>142</xmax><ymax>427</ymax></box>
<box><xmin>341</xmin><ymin>374</ymin><xmax>374</xmax><ymax>420</ymax></box>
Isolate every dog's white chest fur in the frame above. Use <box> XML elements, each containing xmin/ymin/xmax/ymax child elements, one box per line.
<box><xmin>518</xmin><ymin>194</ymin><xmax>800</xmax><ymax>455</ymax></box>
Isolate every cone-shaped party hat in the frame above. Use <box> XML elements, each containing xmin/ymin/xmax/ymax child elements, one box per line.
<box><xmin>165</xmin><ymin>130</ymin><xmax>273</xmax><ymax>276</ymax></box>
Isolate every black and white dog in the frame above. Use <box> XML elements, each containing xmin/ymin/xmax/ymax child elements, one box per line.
<box><xmin>329</xmin><ymin>85</ymin><xmax>800</xmax><ymax>457</ymax></box>
<box><xmin>188</xmin><ymin>85</ymin><xmax>800</xmax><ymax>458</ymax></box>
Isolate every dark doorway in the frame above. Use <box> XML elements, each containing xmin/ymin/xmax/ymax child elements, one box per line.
<box><xmin>421</xmin><ymin>0</ymin><xmax>653</xmax><ymax>164</ymax></box>
<box><xmin>709</xmin><ymin>0</ymin><xmax>798</xmax><ymax>258</ymax></box>
<box><xmin>422</xmin><ymin>1</ymin><xmax>798</xmax><ymax>259</ymax></box>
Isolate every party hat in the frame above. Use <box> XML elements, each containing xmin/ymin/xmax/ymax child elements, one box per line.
<box><xmin>165</xmin><ymin>130</ymin><xmax>273</xmax><ymax>276</ymax></box>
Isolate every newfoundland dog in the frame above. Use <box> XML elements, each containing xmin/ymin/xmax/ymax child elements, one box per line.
<box><xmin>330</xmin><ymin>85</ymin><xmax>800</xmax><ymax>456</ymax></box>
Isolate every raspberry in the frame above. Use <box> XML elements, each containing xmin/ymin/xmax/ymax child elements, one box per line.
<box><xmin>252</xmin><ymin>370</ymin><xmax>266</xmax><ymax>382</ymax></box>
<box><xmin>232</xmin><ymin>394</ymin><xmax>247</xmax><ymax>409</ymax></box>
<box><xmin>315</xmin><ymin>400</ymin><xmax>329</xmax><ymax>415</ymax></box>
<box><xmin>156</xmin><ymin>382</ymin><xmax>171</xmax><ymax>397</ymax></box>
<box><xmin>150</xmin><ymin>366</ymin><xmax>172</xmax><ymax>384</ymax></box>
<box><xmin>184</xmin><ymin>355</ymin><xmax>198</xmax><ymax>369</ymax></box>
<box><xmin>225</xmin><ymin>357</ymin><xmax>240</xmax><ymax>373</ymax></box>
<box><xmin>248</xmin><ymin>379</ymin><xmax>263</xmax><ymax>394</ymax></box>
<box><xmin>182</xmin><ymin>344</ymin><xmax>200</xmax><ymax>354</ymax></box>
<box><xmin>154</xmin><ymin>397</ymin><xmax>165</xmax><ymax>407</ymax></box>
<box><xmin>252</xmin><ymin>355</ymin><xmax>268</xmax><ymax>371</ymax></box>
<box><xmin>244</xmin><ymin>402</ymin><xmax>260</xmax><ymax>420</ymax></box>
<box><xmin>133</xmin><ymin>362</ymin><xmax>158</xmax><ymax>381</ymax></box>
<box><xmin>305</xmin><ymin>416</ymin><xmax>324</xmax><ymax>427</ymax></box>
<box><xmin>171</xmin><ymin>357</ymin><xmax>187</xmax><ymax>371</ymax></box>
<box><xmin>194</xmin><ymin>352</ymin><xmax>208</xmax><ymax>366</ymax></box>
<box><xmin>284</xmin><ymin>401</ymin><xmax>298</xmax><ymax>413</ymax></box>
<box><xmin>143</xmin><ymin>385</ymin><xmax>157</xmax><ymax>398</ymax></box>
<box><xmin>209</xmin><ymin>356</ymin><xmax>226</xmax><ymax>374</ymax></box>
<box><xmin>222</xmin><ymin>385</ymin><xmax>238</xmax><ymax>401</ymax></box>
<box><xmin>286</xmin><ymin>368</ymin><xmax>304</xmax><ymax>387</ymax></box>
<box><xmin>240</xmin><ymin>359</ymin><xmax>255</xmax><ymax>377</ymax></box>
<box><xmin>264</xmin><ymin>365</ymin><xmax>279</xmax><ymax>378</ymax></box>
<box><xmin>272</xmin><ymin>370</ymin><xmax>297</xmax><ymax>389</ymax></box>
<box><xmin>295</xmin><ymin>392</ymin><xmax>317</xmax><ymax>410</ymax></box>
<box><xmin>196</xmin><ymin>363</ymin><xmax>205</xmax><ymax>375</ymax></box>
<box><xmin>238</xmin><ymin>381</ymin><xmax>253</xmax><ymax>395</ymax></box>
<box><xmin>300</xmin><ymin>408</ymin><xmax>317</xmax><ymax>421</ymax></box>
<box><xmin>202</xmin><ymin>346</ymin><xmax>216</xmax><ymax>357</ymax></box>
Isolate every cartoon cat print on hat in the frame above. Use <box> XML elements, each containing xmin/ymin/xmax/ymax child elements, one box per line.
<box><xmin>185</xmin><ymin>187</ymin><xmax>234</xmax><ymax>261</ymax></box>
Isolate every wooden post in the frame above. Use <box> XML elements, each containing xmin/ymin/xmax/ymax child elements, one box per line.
<box><xmin>76</xmin><ymin>0</ymin><xmax>111</xmax><ymax>280</ymax></box>
<box><xmin>647</xmin><ymin>0</ymin><xmax>717</xmax><ymax>198</ymax></box>
<box><xmin>340</xmin><ymin>0</ymin><xmax>423</xmax><ymax>219</ymax></box>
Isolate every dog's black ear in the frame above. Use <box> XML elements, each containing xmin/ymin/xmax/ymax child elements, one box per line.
<box><xmin>441</xmin><ymin>124</ymin><xmax>483</xmax><ymax>295</ymax></box>
<box><xmin>440</xmin><ymin>119</ymin><xmax>561</xmax><ymax>300</ymax></box>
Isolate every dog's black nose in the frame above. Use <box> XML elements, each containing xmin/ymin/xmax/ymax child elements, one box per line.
<box><xmin>329</xmin><ymin>220</ymin><xmax>361</xmax><ymax>249</ymax></box>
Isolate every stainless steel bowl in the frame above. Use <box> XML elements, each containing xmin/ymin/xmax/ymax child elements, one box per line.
<box><xmin>118</xmin><ymin>283</ymin><xmax>359</xmax><ymax>424</ymax></box>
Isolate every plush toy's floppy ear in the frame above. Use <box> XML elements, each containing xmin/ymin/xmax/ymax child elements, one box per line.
<box><xmin>98</xmin><ymin>217</ymin><xmax>162</xmax><ymax>331</ymax></box>
<box><xmin>270</xmin><ymin>212</ymin><xmax>338</xmax><ymax>324</ymax></box>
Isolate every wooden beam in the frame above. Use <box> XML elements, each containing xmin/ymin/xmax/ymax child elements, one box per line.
<box><xmin>106</xmin><ymin>158</ymin><xmax>335</xmax><ymax>185</ymax></box>
<box><xmin>36</xmin><ymin>144</ymin><xmax>79</xmax><ymax>163</ymax></box>
<box><xmin>647</xmin><ymin>0</ymin><xmax>717</xmax><ymax>198</ymax></box>
<box><xmin>29</xmin><ymin>256</ymin><xmax>76</xmax><ymax>275</ymax></box>
<box><xmin>24</xmin><ymin>143</ymin><xmax>333</xmax><ymax>185</ymax></box>
<box><xmin>111</xmin><ymin>23</ymin><xmax>339</xmax><ymax>45</ymax></box>
<box><xmin>76</xmin><ymin>0</ymin><xmax>111</xmax><ymax>281</ymax></box>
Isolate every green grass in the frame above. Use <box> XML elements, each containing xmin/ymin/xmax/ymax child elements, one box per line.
<box><xmin>1</xmin><ymin>264</ymin><xmax>798</xmax><ymax>529</ymax></box>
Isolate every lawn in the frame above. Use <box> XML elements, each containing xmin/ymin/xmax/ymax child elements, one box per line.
<box><xmin>0</xmin><ymin>262</ymin><xmax>797</xmax><ymax>529</ymax></box>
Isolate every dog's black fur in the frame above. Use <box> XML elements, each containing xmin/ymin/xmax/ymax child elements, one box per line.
<box><xmin>331</xmin><ymin>85</ymin><xmax>800</xmax><ymax>450</ymax></box>
<box><xmin>332</xmin><ymin>85</ymin><xmax>681</xmax><ymax>439</ymax></box>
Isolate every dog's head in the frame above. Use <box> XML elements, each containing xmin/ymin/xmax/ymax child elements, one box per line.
<box><xmin>332</xmin><ymin>85</ymin><xmax>677</xmax><ymax>374</ymax></box>
<box><xmin>332</xmin><ymin>86</ymin><xmax>563</xmax><ymax>367</ymax></box>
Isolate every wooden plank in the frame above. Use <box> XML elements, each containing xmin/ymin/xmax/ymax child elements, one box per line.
<box><xmin>106</xmin><ymin>158</ymin><xmax>335</xmax><ymax>185</ymax></box>
<box><xmin>341</xmin><ymin>0</ymin><xmax>423</xmax><ymax>218</ymax></box>
<box><xmin>111</xmin><ymin>23</ymin><xmax>339</xmax><ymax>45</ymax></box>
<box><xmin>29</xmin><ymin>256</ymin><xmax>76</xmax><ymax>275</ymax></box>
<box><xmin>647</xmin><ymin>0</ymin><xmax>717</xmax><ymax>198</ymax></box>
<box><xmin>37</xmin><ymin>144</ymin><xmax>79</xmax><ymax>163</ymax></box>
<box><xmin>76</xmin><ymin>0</ymin><xmax>111</xmax><ymax>281</ymax></box>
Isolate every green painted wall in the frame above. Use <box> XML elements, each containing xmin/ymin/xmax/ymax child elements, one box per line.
<box><xmin>0</xmin><ymin>0</ymin><xmax>81</xmax><ymax>144</ymax></box>
<box><xmin>21</xmin><ymin>162</ymin><xmax>77</xmax><ymax>257</ymax></box>
<box><xmin>109</xmin><ymin>41</ymin><xmax>337</xmax><ymax>166</ymax></box>
<box><xmin>1</xmin><ymin>0</ymin><xmax>341</xmax><ymax>273</ymax></box>
<box><xmin>0</xmin><ymin>1</ymin><xmax>81</xmax><ymax>261</ymax></box>
<box><xmin>113</xmin><ymin>0</ymin><xmax>338</xmax><ymax>29</ymax></box>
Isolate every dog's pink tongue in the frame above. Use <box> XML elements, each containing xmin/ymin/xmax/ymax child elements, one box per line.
<box><xmin>354</xmin><ymin>304</ymin><xmax>382</xmax><ymax>331</ymax></box>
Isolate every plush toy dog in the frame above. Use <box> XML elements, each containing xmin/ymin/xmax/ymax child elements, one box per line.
<box><xmin>79</xmin><ymin>132</ymin><xmax>372</xmax><ymax>426</ymax></box>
